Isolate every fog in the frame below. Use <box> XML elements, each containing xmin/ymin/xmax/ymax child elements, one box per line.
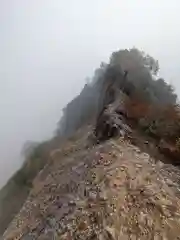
<box><xmin>0</xmin><ymin>0</ymin><xmax>179</xmax><ymax>187</ymax></box>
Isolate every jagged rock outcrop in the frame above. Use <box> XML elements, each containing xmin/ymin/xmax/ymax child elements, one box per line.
<box><xmin>94</xmin><ymin>67</ymin><xmax>133</xmax><ymax>142</ymax></box>
<box><xmin>95</xmin><ymin>103</ymin><xmax>132</xmax><ymax>141</ymax></box>
<box><xmin>57</xmin><ymin>64</ymin><xmax>134</xmax><ymax>139</ymax></box>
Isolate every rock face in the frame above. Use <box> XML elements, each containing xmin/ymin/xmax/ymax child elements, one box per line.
<box><xmin>94</xmin><ymin>69</ymin><xmax>132</xmax><ymax>142</ymax></box>
<box><xmin>95</xmin><ymin>103</ymin><xmax>132</xmax><ymax>141</ymax></box>
<box><xmin>3</xmin><ymin>132</ymin><xmax>180</xmax><ymax>240</ymax></box>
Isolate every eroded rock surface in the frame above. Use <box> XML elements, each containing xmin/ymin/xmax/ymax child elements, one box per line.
<box><xmin>4</xmin><ymin>135</ymin><xmax>180</xmax><ymax>240</ymax></box>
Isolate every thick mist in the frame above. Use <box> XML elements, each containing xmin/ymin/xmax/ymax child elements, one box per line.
<box><xmin>0</xmin><ymin>0</ymin><xmax>180</xmax><ymax>187</ymax></box>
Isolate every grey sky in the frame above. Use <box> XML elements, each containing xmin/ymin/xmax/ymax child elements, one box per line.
<box><xmin>0</xmin><ymin>0</ymin><xmax>179</xmax><ymax>187</ymax></box>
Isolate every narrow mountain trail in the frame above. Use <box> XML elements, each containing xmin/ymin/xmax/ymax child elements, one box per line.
<box><xmin>4</xmin><ymin>133</ymin><xmax>180</xmax><ymax>239</ymax></box>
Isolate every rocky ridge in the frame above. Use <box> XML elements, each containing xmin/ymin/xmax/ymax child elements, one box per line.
<box><xmin>3</xmin><ymin>62</ymin><xmax>180</xmax><ymax>239</ymax></box>
<box><xmin>3</xmin><ymin>129</ymin><xmax>180</xmax><ymax>239</ymax></box>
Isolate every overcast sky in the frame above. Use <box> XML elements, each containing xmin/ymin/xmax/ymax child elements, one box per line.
<box><xmin>0</xmin><ymin>0</ymin><xmax>180</xmax><ymax>187</ymax></box>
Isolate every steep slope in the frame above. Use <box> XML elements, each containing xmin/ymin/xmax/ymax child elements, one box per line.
<box><xmin>0</xmin><ymin>141</ymin><xmax>51</xmax><ymax>236</ymax></box>
<box><xmin>3</xmin><ymin>47</ymin><xmax>180</xmax><ymax>239</ymax></box>
<box><xmin>4</xmin><ymin>128</ymin><xmax>180</xmax><ymax>239</ymax></box>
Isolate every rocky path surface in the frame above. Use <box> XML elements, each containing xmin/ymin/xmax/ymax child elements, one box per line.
<box><xmin>3</xmin><ymin>135</ymin><xmax>180</xmax><ymax>239</ymax></box>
